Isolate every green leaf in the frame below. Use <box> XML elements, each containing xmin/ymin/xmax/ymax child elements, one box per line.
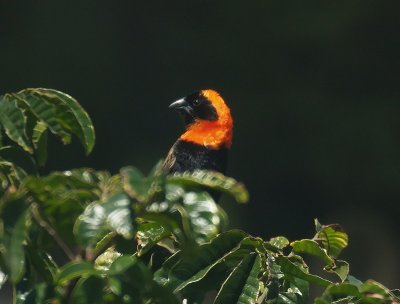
<box><xmin>137</xmin><ymin>222</ymin><xmax>172</xmax><ymax>255</ymax></box>
<box><xmin>360</xmin><ymin>280</ymin><xmax>394</xmax><ymax>301</ymax></box>
<box><xmin>346</xmin><ymin>275</ymin><xmax>363</xmax><ymax>288</ymax></box>
<box><xmin>0</xmin><ymin>159</ymin><xmax>28</xmax><ymax>187</ymax></box>
<box><xmin>108</xmin><ymin>255</ymin><xmax>139</xmax><ymax>276</ymax></box>
<box><xmin>271</xmin><ymin>292</ymin><xmax>299</xmax><ymax>304</ymax></box>
<box><xmin>95</xmin><ymin>247</ymin><xmax>121</xmax><ymax>272</ymax></box>
<box><xmin>0</xmin><ymin>268</ymin><xmax>7</xmax><ymax>290</ymax></box>
<box><xmin>214</xmin><ymin>253</ymin><xmax>261</xmax><ymax>304</ymax></box>
<box><xmin>319</xmin><ymin>280</ymin><xmax>400</xmax><ymax>303</ymax></box>
<box><xmin>1</xmin><ymin>197</ymin><xmax>30</xmax><ymax>284</ymax></box>
<box><xmin>154</xmin><ymin>230</ymin><xmax>247</xmax><ymax>292</ymax></box>
<box><xmin>70</xmin><ymin>275</ymin><xmax>106</xmax><ymax>304</ymax></box>
<box><xmin>321</xmin><ymin>283</ymin><xmax>361</xmax><ymax>299</ymax></box>
<box><xmin>27</xmin><ymin>88</ymin><xmax>95</xmax><ymax>155</ymax></box>
<box><xmin>74</xmin><ymin>193</ymin><xmax>134</xmax><ymax>246</ymax></box>
<box><xmin>16</xmin><ymin>282</ymin><xmax>55</xmax><ymax>304</ymax></box>
<box><xmin>0</xmin><ymin>95</ymin><xmax>32</xmax><ymax>153</ymax></box>
<box><xmin>56</xmin><ymin>261</ymin><xmax>97</xmax><ymax>286</ymax></box>
<box><xmin>12</xmin><ymin>92</ymin><xmax>71</xmax><ymax>145</ymax></box>
<box><xmin>24</xmin><ymin>171</ymin><xmax>100</xmax><ymax>245</ymax></box>
<box><xmin>25</xmin><ymin>243</ymin><xmax>58</xmax><ymax>283</ymax></box>
<box><xmin>168</xmin><ymin>184</ymin><xmax>228</xmax><ymax>243</ymax></box>
<box><xmin>167</xmin><ymin>170</ymin><xmax>249</xmax><ymax>203</ymax></box>
<box><xmin>14</xmin><ymin>88</ymin><xmax>95</xmax><ymax>155</ymax></box>
<box><xmin>0</xmin><ymin>146</ymin><xmax>37</xmax><ymax>177</ymax></box>
<box><xmin>121</xmin><ymin>166</ymin><xmax>154</xmax><ymax>202</ymax></box>
<box><xmin>140</xmin><ymin>212</ymin><xmax>183</xmax><ymax>245</ymax></box>
<box><xmin>109</xmin><ymin>256</ymin><xmax>178</xmax><ymax>303</ymax></box>
<box><xmin>324</xmin><ymin>260</ymin><xmax>349</xmax><ymax>282</ymax></box>
<box><xmin>291</xmin><ymin>239</ymin><xmax>334</xmax><ymax>265</ymax></box>
<box><xmin>276</xmin><ymin>256</ymin><xmax>332</xmax><ymax>287</ymax></box>
<box><xmin>269</xmin><ymin>236</ymin><xmax>290</xmax><ymax>250</ymax></box>
<box><xmin>121</xmin><ymin>165</ymin><xmax>163</xmax><ymax>203</ymax></box>
<box><xmin>314</xmin><ymin>220</ymin><xmax>348</xmax><ymax>259</ymax></box>
<box><xmin>31</xmin><ymin>121</ymin><xmax>48</xmax><ymax>166</ymax></box>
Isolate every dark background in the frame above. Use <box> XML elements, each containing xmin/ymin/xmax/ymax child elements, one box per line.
<box><xmin>1</xmin><ymin>0</ymin><xmax>399</xmax><ymax>292</ymax></box>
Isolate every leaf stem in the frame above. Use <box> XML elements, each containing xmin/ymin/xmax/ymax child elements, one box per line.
<box><xmin>30</xmin><ymin>203</ymin><xmax>75</xmax><ymax>260</ymax></box>
<box><xmin>12</xmin><ymin>284</ymin><xmax>16</xmax><ymax>304</ymax></box>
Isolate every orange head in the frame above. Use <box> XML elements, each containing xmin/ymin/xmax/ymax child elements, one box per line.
<box><xmin>169</xmin><ymin>89</ymin><xmax>233</xmax><ymax>149</ymax></box>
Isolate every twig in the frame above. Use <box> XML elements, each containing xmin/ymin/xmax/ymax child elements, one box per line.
<box><xmin>30</xmin><ymin>203</ymin><xmax>75</xmax><ymax>261</ymax></box>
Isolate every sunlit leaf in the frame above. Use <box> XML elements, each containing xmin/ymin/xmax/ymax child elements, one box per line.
<box><xmin>314</xmin><ymin>219</ymin><xmax>348</xmax><ymax>259</ymax></box>
<box><xmin>168</xmin><ymin>184</ymin><xmax>228</xmax><ymax>244</ymax></box>
<box><xmin>137</xmin><ymin>222</ymin><xmax>172</xmax><ymax>255</ymax></box>
<box><xmin>0</xmin><ymin>268</ymin><xmax>7</xmax><ymax>290</ymax></box>
<box><xmin>360</xmin><ymin>280</ymin><xmax>394</xmax><ymax>302</ymax></box>
<box><xmin>74</xmin><ymin>193</ymin><xmax>134</xmax><ymax>246</ymax></box>
<box><xmin>324</xmin><ymin>260</ymin><xmax>349</xmax><ymax>282</ymax></box>
<box><xmin>167</xmin><ymin>170</ymin><xmax>249</xmax><ymax>203</ymax></box>
<box><xmin>291</xmin><ymin>239</ymin><xmax>334</xmax><ymax>265</ymax></box>
<box><xmin>269</xmin><ymin>236</ymin><xmax>290</xmax><ymax>250</ymax></box>
<box><xmin>95</xmin><ymin>247</ymin><xmax>121</xmax><ymax>272</ymax></box>
<box><xmin>276</xmin><ymin>256</ymin><xmax>332</xmax><ymax>287</ymax></box>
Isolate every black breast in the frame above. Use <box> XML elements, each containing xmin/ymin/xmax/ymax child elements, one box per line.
<box><xmin>165</xmin><ymin>140</ymin><xmax>228</xmax><ymax>174</ymax></box>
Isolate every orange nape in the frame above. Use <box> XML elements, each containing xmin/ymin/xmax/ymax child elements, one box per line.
<box><xmin>180</xmin><ymin>89</ymin><xmax>233</xmax><ymax>149</ymax></box>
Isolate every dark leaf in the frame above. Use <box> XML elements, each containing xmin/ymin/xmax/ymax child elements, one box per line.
<box><xmin>12</xmin><ymin>92</ymin><xmax>71</xmax><ymax>145</ymax></box>
<box><xmin>121</xmin><ymin>165</ymin><xmax>164</xmax><ymax>203</ymax></box>
<box><xmin>1</xmin><ymin>197</ymin><xmax>30</xmax><ymax>284</ymax></box>
<box><xmin>17</xmin><ymin>282</ymin><xmax>56</xmax><ymax>304</ymax></box>
<box><xmin>155</xmin><ymin>230</ymin><xmax>247</xmax><ymax>292</ymax></box>
<box><xmin>0</xmin><ymin>95</ymin><xmax>32</xmax><ymax>153</ymax></box>
<box><xmin>214</xmin><ymin>253</ymin><xmax>261</xmax><ymax>304</ymax></box>
<box><xmin>56</xmin><ymin>261</ymin><xmax>98</xmax><ymax>286</ymax></box>
<box><xmin>31</xmin><ymin>121</ymin><xmax>48</xmax><ymax>166</ymax></box>
<box><xmin>26</xmin><ymin>88</ymin><xmax>95</xmax><ymax>155</ymax></box>
<box><xmin>70</xmin><ymin>275</ymin><xmax>106</xmax><ymax>304</ymax></box>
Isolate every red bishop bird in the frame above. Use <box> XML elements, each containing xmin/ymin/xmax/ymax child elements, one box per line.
<box><xmin>163</xmin><ymin>89</ymin><xmax>233</xmax><ymax>175</ymax></box>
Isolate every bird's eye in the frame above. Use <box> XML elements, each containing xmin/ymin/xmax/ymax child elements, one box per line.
<box><xmin>192</xmin><ymin>99</ymin><xmax>201</xmax><ymax>106</ymax></box>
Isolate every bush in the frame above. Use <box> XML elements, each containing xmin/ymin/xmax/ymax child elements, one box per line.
<box><xmin>0</xmin><ymin>88</ymin><xmax>399</xmax><ymax>303</ymax></box>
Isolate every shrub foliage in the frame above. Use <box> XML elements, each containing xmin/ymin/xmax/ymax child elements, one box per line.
<box><xmin>0</xmin><ymin>89</ymin><xmax>398</xmax><ymax>303</ymax></box>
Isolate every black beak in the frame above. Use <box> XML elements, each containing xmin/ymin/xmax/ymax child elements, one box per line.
<box><xmin>169</xmin><ymin>98</ymin><xmax>193</xmax><ymax>116</ymax></box>
<box><xmin>169</xmin><ymin>98</ymin><xmax>187</xmax><ymax>110</ymax></box>
<box><xmin>169</xmin><ymin>97</ymin><xmax>195</xmax><ymax>125</ymax></box>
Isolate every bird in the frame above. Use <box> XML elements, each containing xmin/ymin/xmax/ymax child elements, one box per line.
<box><xmin>163</xmin><ymin>89</ymin><xmax>233</xmax><ymax>176</ymax></box>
